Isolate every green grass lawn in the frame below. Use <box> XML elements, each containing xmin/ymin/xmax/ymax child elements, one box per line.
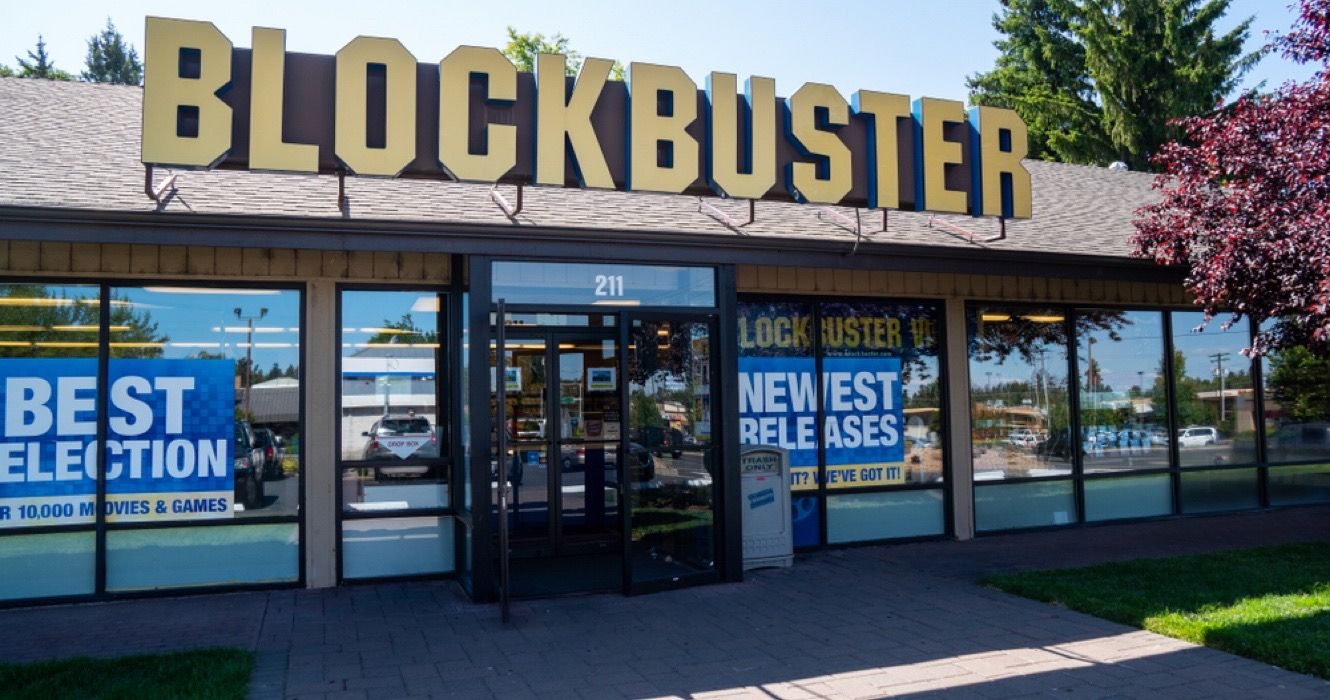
<box><xmin>0</xmin><ymin>648</ymin><xmax>253</xmax><ymax>700</ymax></box>
<box><xmin>986</xmin><ymin>541</ymin><xmax>1330</xmax><ymax>679</ymax></box>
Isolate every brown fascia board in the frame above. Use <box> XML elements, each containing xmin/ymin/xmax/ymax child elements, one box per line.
<box><xmin>0</xmin><ymin>204</ymin><xmax>1185</xmax><ymax>285</ymax></box>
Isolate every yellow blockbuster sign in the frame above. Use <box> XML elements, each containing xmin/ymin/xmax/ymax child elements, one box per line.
<box><xmin>141</xmin><ymin>17</ymin><xmax>1032</xmax><ymax>218</ymax></box>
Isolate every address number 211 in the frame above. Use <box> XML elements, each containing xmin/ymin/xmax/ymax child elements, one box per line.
<box><xmin>594</xmin><ymin>274</ymin><xmax>625</xmax><ymax>297</ymax></box>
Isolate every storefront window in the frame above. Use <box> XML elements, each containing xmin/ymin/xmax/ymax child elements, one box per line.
<box><xmin>0</xmin><ymin>282</ymin><xmax>303</xmax><ymax>599</ymax></box>
<box><xmin>821</xmin><ymin>301</ymin><xmax>943</xmax><ymax>487</ymax></box>
<box><xmin>968</xmin><ymin>306</ymin><xmax>1072</xmax><ymax>479</ymax></box>
<box><xmin>1075</xmin><ymin>310</ymin><xmax>1170</xmax><ymax>473</ymax></box>
<box><xmin>0</xmin><ymin>283</ymin><xmax>103</xmax><ymax>601</ymax></box>
<box><xmin>99</xmin><ymin>285</ymin><xmax>301</xmax><ymax>591</ymax></box>
<box><xmin>975</xmin><ymin>480</ymin><xmax>1076</xmax><ymax>531</ymax></box>
<box><xmin>338</xmin><ymin>289</ymin><xmax>450</xmax><ymax>580</ymax></box>
<box><xmin>1262</xmin><ymin>344</ymin><xmax>1330</xmax><ymax>465</ymax></box>
<box><xmin>740</xmin><ymin>298</ymin><xmax>947</xmax><ymax>547</ymax></box>
<box><xmin>1083</xmin><ymin>474</ymin><xmax>1172</xmax><ymax>521</ymax></box>
<box><xmin>1170</xmin><ymin>312</ymin><xmax>1257</xmax><ymax>468</ymax></box>
<box><xmin>107</xmin><ymin>286</ymin><xmax>302</xmax><ymax>521</ymax></box>
<box><xmin>628</xmin><ymin>318</ymin><xmax>716</xmax><ymax>583</ymax></box>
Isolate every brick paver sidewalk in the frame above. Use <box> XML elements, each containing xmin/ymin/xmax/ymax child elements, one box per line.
<box><xmin>4</xmin><ymin>506</ymin><xmax>1329</xmax><ymax>699</ymax></box>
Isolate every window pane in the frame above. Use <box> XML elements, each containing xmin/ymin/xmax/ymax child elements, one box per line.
<box><xmin>1076</xmin><ymin>310</ymin><xmax>1170</xmax><ymax>473</ymax></box>
<box><xmin>106</xmin><ymin>524</ymin><xmax>298</xmax><ymax>591</ymax></box>
<box><xmin>968</xmin><ymin>307</ymin><xmax>1072</xmax><ymax>479</ymax></box>
<box><xmin>826</xmin><ymin>489</ymin><xmax>944</xmax><ymax>543</ymax></box>
<box><xmin>340</xmin><ymin>290</ymin><xmax>445</xmax><ymax>514</ymax></box>
<box><xmin>342</xmin><ymin>516</ymin><xmax>455</xmax><ymax>579</ymax></box>
<box><xmin>0</xmin><ymin>283</ymin><xmax>101</xmax><ymax>529</ymax></box>
<box><xmin>1170</xmin><ymin>312</ymin><xmax>1257</xmax><ymax>467</ymax></box>
<box><xmin>628</xmin><ymin>319</ymin><xmax>716</xmax><ymax>583</ymax></box>
<box><xmin>109</xmin><ymin>286</ymin><xmax>302</xmax><ymax>520</ymax></box>
<box><xmin>0</xmin><ymin>531</ymin><xmax>95</xmax><ymax>600</ymax></box>
<box><xmin>1084</xmin><ymin>474</ymin><xmax>1172</xmax><ymax>521</ymax></box>
<box><xmin>821</xmin><ymin>301</ymin><xmax>943</xmax><ymax>487</ymax></box>
<box><xmin>1268</xmin><ymin>464</ymin><xmax>1330</xmax><ymax>506</ymax></box>
<box><xmin>1262</xmin><ymin>346</ymin><xmax>1330</xmax><ymax>464</ymax></box>
<box><xmin>1179</xmin><ymin>468</ymin><xmax>1258</xmax><ymax>513</ymax></box>
<box><xmin>975</xmin><ymin>480</ymin><xmax>1076</xmax><ymax>531</ymax></box>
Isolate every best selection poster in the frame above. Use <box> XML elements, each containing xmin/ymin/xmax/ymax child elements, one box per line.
<box><xmin>0</xmin><ymin>358</ymin><xmax>235</xmax><ymax>528</ymax></box>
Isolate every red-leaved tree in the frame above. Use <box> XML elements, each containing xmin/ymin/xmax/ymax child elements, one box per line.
<box><xmin>1133</xmin><ymin>0</ymin><xmax>1330</xmax><ymax>356</ymax></box>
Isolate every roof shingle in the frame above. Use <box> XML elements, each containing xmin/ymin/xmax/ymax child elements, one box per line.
<box><xmin>0</xmin><ymin>77</ymin><xmax>1159</xmax><ymax>259</ymax></box>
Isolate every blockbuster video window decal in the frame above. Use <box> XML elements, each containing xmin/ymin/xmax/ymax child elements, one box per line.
<box><xmin>140</xmin><ymin>17</ymin><xmax>1032</xmax><ymax>219</ymax></box>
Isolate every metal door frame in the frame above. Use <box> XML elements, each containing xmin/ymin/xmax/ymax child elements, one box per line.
<box><xmin>622</xmin><ymin>310</ymin><xmax>725</xmax><ymax>595</ymax></box>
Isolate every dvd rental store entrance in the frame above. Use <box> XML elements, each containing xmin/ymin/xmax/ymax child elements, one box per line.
<box><xmin>1</xmin><ymin>17</ymin><xmax>1328</xmax><ymax>605</ymax></box>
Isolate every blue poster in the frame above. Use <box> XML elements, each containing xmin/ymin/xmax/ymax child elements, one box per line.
<box><xmin>0</xmin><ymin>358</ymin><xmax>235</xmax><ymax>528</ymax></box>
<box><xmin>738</xmin><ymin>355</ymin><xmax>819</xmax><ymax>490</ymax></box>
<box><xmin>740</xmin><ymin>355</ymin><xmax>905</xmax><ymax>490</ymax></box>
<box><xmin>821</xmin><ymin>356</ymin><xmax>905</xmax><ymax>487</ymax></box>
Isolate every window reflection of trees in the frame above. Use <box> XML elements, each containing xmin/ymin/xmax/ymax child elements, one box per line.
<box><xmin>0</xmin><ymin>284</ymin><xmax>164</xmax><ymax>359</ymax></box>
<box><xmin>967</xmin><ymin>307</ymin><xmax>1131</xmax><ymax>479</ymax></box>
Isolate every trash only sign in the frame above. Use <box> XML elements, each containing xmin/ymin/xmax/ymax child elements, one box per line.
<box><xmin>0</xmin><ymin>358</ymin><xmax>235</xmax><ymax>528</ymax></box>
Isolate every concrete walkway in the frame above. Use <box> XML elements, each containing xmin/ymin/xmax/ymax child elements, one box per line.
<box><xmin>4</xmin><ymin>506</ymin><xmax>1330</xmax><ymax>699</ymax></box>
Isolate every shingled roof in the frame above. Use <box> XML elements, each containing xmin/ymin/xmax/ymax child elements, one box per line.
<box><xmin>0</xmin><ymin>77</ymin><xmax>1160</xmax><ymax>260</ymax></box>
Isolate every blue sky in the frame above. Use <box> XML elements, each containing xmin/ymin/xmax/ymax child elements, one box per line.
<box><xmin>2</xmin><ymin>0</ymin><xmax>1317</xmax><ymax>101</ymax></box>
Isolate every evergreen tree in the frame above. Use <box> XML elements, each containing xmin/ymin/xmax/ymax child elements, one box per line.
<box><xmin>969</xmin><ymin>0</ymin><xmax>1257</xmax><ymax>169</ymax></box>
<box><xmin>82</xmin><ymin>18</ymin><xmax>142</xmax><ymax>85</ymax></box>
<box><xmin>966</xmin><ymin>0</ymin><xmax>1111</xmax><ymax>163</ymax></box>
<box><xmin>16</xmin><ymin>35</ymin><xmax>74</xmax><ymax>81</ymax></box>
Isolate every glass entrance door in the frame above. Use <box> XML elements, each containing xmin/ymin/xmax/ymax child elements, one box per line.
<box><xmin>625</xmin><ymin>316</ymin><xmax>720</xmax><ymax>592</ymax></box>
<box><xmin>555</xmin><ymin>338</ymin><xmax>623</xmax><ymax>548</ymax></box>
<box><xmin>492</xmin><ymin>330</ymin><xmax>624</xmax><ymax>595</ymax></box>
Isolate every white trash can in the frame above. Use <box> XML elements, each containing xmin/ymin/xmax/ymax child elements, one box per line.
<box><xmin>740</xmin><ymin>444</ymin><xmax>793</xmax><ymax>570</ymax></box>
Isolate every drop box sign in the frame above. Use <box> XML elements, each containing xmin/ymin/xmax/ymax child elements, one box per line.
<box><xmin>0</xmin><ymin>359</ymin><xmax>235</xmax><ymax>528</ymax></box>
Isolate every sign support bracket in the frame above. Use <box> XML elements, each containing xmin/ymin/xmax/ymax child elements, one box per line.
<box><xmin>490</xmin><ymin>184</ymin><xmax>524</xmax><ymax>221</ymax></box>
<box><xmin>697</xmin><ymin>197</ymin><xmax>755</xmax><ymax>232</ymax></box>
<box><xmin>143</xmin><ymin>165</ymin><xmax>178</xmax><ymax>203</ymax></box>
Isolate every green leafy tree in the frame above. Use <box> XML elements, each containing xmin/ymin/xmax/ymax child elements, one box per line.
<box><xmin>16</xmin><ymin>35</ymin><xmax>74</xmax><ymax>81</ymax></box>
<box><xmin>629</xmin><ymin>389</ymin><xmax>664</xmax><ymax>430</ymax></box>
<box><xmin>501</xmin><ymin>27</ymin><xmax>624</xmax><ymax>79</ymax></box>
<box><xmin>81</xmin><ymin>18</ymin><xmax>142</xmax><ymax>85</ymax></box>
<box><xmin>0</xmin><ymin>65</ymin><xmax>14</xmax><ymax>78</ymax></box>
<box><xmin>969</xmin><ymin>0</ymin><xmax>1258</xmax><ymax>169</ymax></box>
<box><xmin>1153</xmin><ymin>350</ymin><xmax>1218</xmax><ymax>427</ymax></box>
<box><xmin>1267</xmin><ymin>346</ymin><xmax>1330</xmax><ymax>422</ymax></box>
